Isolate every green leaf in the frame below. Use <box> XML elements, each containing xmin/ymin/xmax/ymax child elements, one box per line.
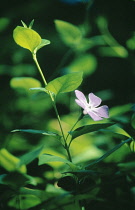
<box><xmin>118</xmin><ymin>161</ymin><xmax>135</xmax><ymax>172</ymax></box>
<box><xmin>21</xmin><ymin>20</ymin><xmax>27</xmax><ymax>28</ymax></box>
<box><xmin>39</xmin><ymin>154</ymin><xmax>75</xmax><ymax>169</ymax></box>
<box><xmin>13</xmin><ymin>26</ymin><xmax>41</xmax><ymax>53</ymax></box>
<box><xmin>28</xmin><ymin>19</ymin><xmax>34</xmax><ymax>29</ymax></box>
<box><xmin>110</xmin><ymin>103</ymin><xmax>132</xmax><ymax>117</ymax></box>
<box><xmin>85</xmin><ymin>138</ymin><xmax>132</xmax><ymax>169</ymax></box>
<box><xmin>67</xmin><ymin>54</ymin><xmax>97</xmax><ymax>76</ymax></box>
<box><xmin>39</xmin><ymin>154</ymin><xmax>70</xmax><ymax>165</ymax></box>
<box><xmin>98</xmin><ymin>46</ymin><xmax>128</xmax><ymax>58</ymax></box>
<box><xmin>0</xmin><ymin>148</ymin><xmax>26</xmax><ymax>173</ymax></box>
<box><xmin>12</xmin><ymin>129</ymin><xmax>60</xmax><ymax>137</ymax></box>
<box><xmin>112</xmin><ymin>119</ymin><xmax>135</xmax><ymax>140</ymax></box>
<box><xmin>8</xmin><ymin>193</ymin><xmax>41</xmax><ymax>209</ymax></box>
<box><xmin>54</xmin><ymin>19</ymin><xmax>82</xmax><ymax>47</ymax></box>
<box><xmin>101</xmin><ymin>129</ymin><xmax>129</xmax><ymax>139</ymax></box>
<box><xmin>18</xmin><ymin>145</ymin><xmax>44</xmax><ymax>167</ymax></box>
<box><xmin>126</xmin><ymin>34</ymin><xmax>135</xmax><ymax>50</ymax></box>
<box><xmin>70</xmin><ymin>123</ymin><xmax>114</xmax><ymax>140</ymax></box>
<box><xmin>46</xmin><ymin>72</ymin><xmax>83</xmax><ymax>96</ymax></box>
<box><xmin>35</xmin><ymin>39</ymin><xmax>51</xmax><ymax>52</ymax></box>
<box><xmin>10</xmin><ymin>77</ymin><xmax>41</xmax><ymax>91</ymax></box>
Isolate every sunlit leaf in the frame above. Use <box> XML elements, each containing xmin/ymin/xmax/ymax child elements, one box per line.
<box><xmin>39</xmin><ymin>154</ymin><xmax>75</xmax><ymax>168</ymax></box>
<box><xmin>54</xmin><ymin>19</ymin><xmax>82</xmax><ymax>47</ymax></box>
<box><xmin>0</xmin><ymin>148</ymin><xmax>26</xmax><ymax>173</ymax></box>
<box><xmin>10</xmin><ymin>77</ymin><xmax>41</xmax><ymax>91</ymax></box>
<box><xmin>21</xmin><ymin>20</ymin><xmax>27</xmax><ymax>28</ymax></box>
<box><xmin>13</xmin><ymin>26</ymin><xmax>41</xmax><ymax>53</ymax></box>
<box><xmin>46</xmin><ymin>72</ymin><xmax>83</xmax><ymax>96</ymax></box>
<box><xmin>35</xmin><ymin>39</ymin><xmax>51</xmax><ymax>52</ymax></box>
<box><xmin>70</xmin><ymin>123</ymin><xmax>114</xmax><ymax>140</ymax></box>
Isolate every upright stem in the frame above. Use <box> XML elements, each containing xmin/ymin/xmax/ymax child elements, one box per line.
<box><xmin>32</xmin><ymin>53</ymin><xmax>47</xmax><ymax>86</ymax></box>
<box><xmin>66</xmin><ymin>113</ymin><xmax>83</xmax><ymax>148</ymax></box>
<box><xmin>52</xmin><ymin>101</ymin><xmax>72</xmax><ymax>162</ymax></box>
<box><xmin>32</xmin><ymin>53</ymin><xmax>72</xmax><ymax>162</ymax></box>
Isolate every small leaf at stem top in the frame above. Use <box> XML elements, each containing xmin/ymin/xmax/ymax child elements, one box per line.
<box><xmin>29</xmin><ymin>19</ymin><xmax>34</xmax><ymax>29</ymax></box>
<box><xmin>34</xmin><ymin>39</ymin><xmax>51</xmax><ymax>53</ymax></box>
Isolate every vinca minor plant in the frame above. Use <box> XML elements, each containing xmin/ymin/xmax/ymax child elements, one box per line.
<box><xmin>0</xmin><ymin>19</ymin><xmax>135</xmax><ymax>210</ymax></box>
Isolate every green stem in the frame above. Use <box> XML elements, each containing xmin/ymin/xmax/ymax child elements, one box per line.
<box><xmin>52</xmin><ymin>100</ymin><xmax>72</xmax><ymax>162</ymax></box>
<box><xmin>32</xmin><ymin>53</ymin><xmax>47</xmax><ymax>86</ymax></box>
<box><xmin>66</xmin><ymin>114</ymin><xmax>83</xmax><ymax>148</ymax></box>
<box><xmin>32</xmin><ymin>53</ymin><xmax>72</xmax><ymax>162</ymax></box>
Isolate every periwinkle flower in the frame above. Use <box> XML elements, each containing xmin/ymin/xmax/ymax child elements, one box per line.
<box><xmin>75</xmin><ymin>90</ymin><xmax>109</xmax><ymax>121</ymax></box>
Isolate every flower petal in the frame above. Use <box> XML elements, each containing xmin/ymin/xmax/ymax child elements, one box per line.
<box><xmin>93</xmin><ymin>105</ymin><xmax>109</xmax><ymax>118</ymax></box>
<box><xmin>75</xmin><ymin>99</ymin><xmax>85</xmax><ymax>109</ymax></box>
<box><xmin>88</xmin><ymin>93</ymin><xmax>102</xmax><ymax>107</ymax></box>
<box><xmin>75</xmin><ymin>90</ymin><xmax>87</xmax><ymax>104</ymax></box>
<box><xmin>87</xmin><ymin>110</ymin><xmax>103</xmax><ymax>121</ymax></box>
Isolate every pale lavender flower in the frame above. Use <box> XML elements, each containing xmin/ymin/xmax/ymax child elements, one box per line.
<box><xmin>75</xmin><ymin>90</ymin><xmax>109</xmax><ymax>121</ymax></box>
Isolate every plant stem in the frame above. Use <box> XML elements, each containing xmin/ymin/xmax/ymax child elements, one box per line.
<box><xmin>51</xmin><ymin>100</ymin><xmax>72</xmax><ymax>162</ymax></box>
<box><xmin>32</xmin><ymin>53</ymin><xmax>72</xmax><ymax>162</ymax></box>
<box><xmin>66</xmin><ymin>114</ymin><xmax>83</xmax><ymax>148</ymax></box>
<box><xmin>32</xmin><ymin>53</ymin><xmax>47</xmax><ymax>86</ymax></box>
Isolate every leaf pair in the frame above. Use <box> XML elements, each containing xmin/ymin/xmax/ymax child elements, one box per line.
<box><xmin>10</xmin><ymin>71</ymin><xmax>83</xmax><ymax>96</ymax></box>
<box><xmin>13</xmin><ymin>20</ymin><xmax>50</xmax><ymax>54</ymax></box>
